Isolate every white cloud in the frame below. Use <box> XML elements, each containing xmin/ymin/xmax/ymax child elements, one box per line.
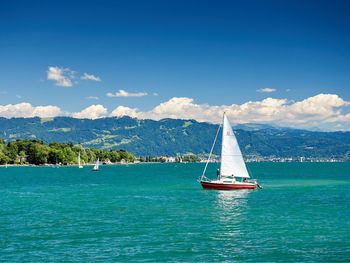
<box><xmin>257</xmin><ymin>88</ymin><xmax>276</xmax><ymax>93</ymax></box>
<box><xmin>290</xmin><ymin>94</ymin><xmax>348</xmax><ymax>115</ymax></box>
<box><xmin>85</xmin><ymin>96</ymin><xmax>99</xmax><ymax>100</ymax></box>
<box><xmin>0</xmin><ymin>94</ymin><xmax>349</xmax><ymax>130</ymax></box>
<box><xmin>110</xmin><ymin>106</ymin><xmax>139</xmax><ymax>118</ymax></box>
<box><xmin>107</xmin><ymin>89</ymin><xmax>148</xmax><ymax>97</ymax></box>
<box><xmin>81</xmin><ymin>73</ymin><xmax>101</xmax><ymax>82</ymax></box>
<box><xmin>109</xmin><ymin>94</ymin><xmax>350</xmax><ymax>130</ymax></box>
<box><xmin>16</xmin><ymin>95</ymin><xmax>22</xmax><ymax>99</ymax></box>
<box><xmin>0</xmin><ymin>103</ymin><xmax>62</xmax><ymax>118</ymax></box>
<box><xmin>72</xmin><ymin>104</ymin><xmax>107</xmax><ymax>119</ymax></box>
<box><xmin>47</xmin><ymin>66</ymin><xmax>75</xmax><ymax>87</ymax></box>
<box><xmin>153</xmin><ymin>92</ymin><xmax>159</xmax><ymax>96</ymax></box>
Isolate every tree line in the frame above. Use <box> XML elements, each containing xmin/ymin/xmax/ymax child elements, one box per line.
<box><xmin>0</xmin><ymin>139</ymin><xmax>135</xmax><ymax>165</ymax></box>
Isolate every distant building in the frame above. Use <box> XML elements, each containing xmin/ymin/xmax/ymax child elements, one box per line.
<box><xmin>166</xmin><ymin>157</ymin><xmax>176</xmax><ymax>163</ymax></box>
<box><xmin>16</xmin><ymin>155</ymin><xmax>27</xmax><ymax>163</ymax></box>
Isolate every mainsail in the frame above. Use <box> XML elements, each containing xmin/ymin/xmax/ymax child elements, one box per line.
<box><xmin>220</xmin><ymin>114</ymin><xmax>250</xmax><ymax>178</ymax></box>
<box><xmin>93</xmin><ymin>158</ymin><xmax>99</xmax><ymax>170</ymax></box>
<box><xmin>78</xmin><ymin>152</ymin><xmax>83</xmax><ymax>168</ymax></box>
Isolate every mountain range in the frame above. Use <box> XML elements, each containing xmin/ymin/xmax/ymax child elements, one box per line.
<box><xmin>0</xmin><ymin>116</ymin><xmax>349</xmax><ymax>159</ymax></box>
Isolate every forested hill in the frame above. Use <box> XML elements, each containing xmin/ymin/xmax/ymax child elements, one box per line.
<box><xmin>0</xmin><ymin>116</ymin><xmax>349</xmax><ymax>158</ymax></box>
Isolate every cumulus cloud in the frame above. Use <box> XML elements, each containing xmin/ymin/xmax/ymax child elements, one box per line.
<box><xmin>107</xmin><ymin>89</ymin><xmax>148</xmax><ymax>97</ymax></box>
<box><xmin>72</xmin><ymin>104</ymin><xmax>107</xmax><ymax>119</ymax></box>
<box><xmin>257</xmin><ymin>88</ymin><xmax>276</xmax><ymax>93</ymax></box>
<box><xmin>110</xmin><ymin>106</ymin><xmax>139</xmax><ymax>118</ymax></box>
<box><xmin>47</xmin><ymin>66</ymin><xmax>75</xmax><ymax>87</ymax></box>
<box><xmin>0</xmin><ymin>94</ymin><xmax>349</xmax><ymax>130</ymax></box>
<box><xmin>81</xmin><ymin>73</ymin><xmax>101</xmax><ymax>82</ymax></box>
<box><xmin>0</xmin><ymin>103</ymin><xmax>62</xmax><ymax>118</ymax></box>
<box><xmin>109</xmin><ymin>94</ymin><xmax>350</xmax><ymax>130</ymax></box>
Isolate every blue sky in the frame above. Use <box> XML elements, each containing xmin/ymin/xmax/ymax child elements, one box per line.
<box><xmin>0</xmin><ymin>0</ymin><xmax>350</xmax><ymax>130</ymax></box>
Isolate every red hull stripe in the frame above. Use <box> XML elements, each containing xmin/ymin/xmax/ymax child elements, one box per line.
<box><xmin>201</xmin><ymin>181</ymin><xmax>256</xmax><ymax>190</ymax></box>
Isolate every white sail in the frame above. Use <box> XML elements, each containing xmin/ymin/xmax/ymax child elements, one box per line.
<box><xmin>93</xmin><ymin>158</ymin><xmax>99</xmax><ymax>170</ymax></box>
<box><xmin>220</xmin><ymin>114</ymin><xmax>250</xmax><ymax>178</ymax></box>
<box><xmin>78</xmin><ymin>152</ymin><xmax>83</xmax><ymax>168</ymax></box>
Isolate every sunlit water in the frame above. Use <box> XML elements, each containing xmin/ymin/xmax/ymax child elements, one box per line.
<box><xmin>1</xmin><ymin>162</ymin><xmax>350</xmax><ymax>262</ymax></box>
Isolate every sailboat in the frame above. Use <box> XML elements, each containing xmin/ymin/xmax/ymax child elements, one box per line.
<box><xmin>55</xmin><ymin>157</ymin><xmax>60</xmax><ymax>168</ymax></box>
<box><xmin>92</xmin><ymin>158</ymin><xmax>99</xmax><ymax>171</ymax></box>
<box><xmin>78</xmin><ymin>152</ymin><xmax>83</xmax><ymax>169</ymax></box>
<box><xmin>199</xmin><ymin>113</ymin><xmax>260</xmax><ymax>190</ymax></box>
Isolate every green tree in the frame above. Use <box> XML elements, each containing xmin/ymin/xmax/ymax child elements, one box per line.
<box><xmin>0</xmin><ymin>150</ymin><xmax>10</xmax><ymax>164</ymax></box>
<box><xmin>5</xmin><ymin>142</ymin><xmax>18</xmax><ymax>164</ymax></box>
<box><xmin>48</xmin><ymin>149</ymin><xmax>65</xmax><ymax>164</ymax></box>
<box><xmin>119</xmin><ymin>150</ymin><xmax>135</xmax><ymax>163</ymax></box>
<box><xmin>108</xmin><ymin>150</ymin><xmax>121</xmax><ymax>162</ymax></box>
<box><xmin>27</xmin><ymin>143</ymin><xmax>49</xmax><ymax>165</ymax></box>
<box><xmin>61</xmin><ymin>147</ymin><xmax>76</xmax><ymax>164</ymax></box>
<box><xmin>0</xmin><ymin>139</ymin><xmax>136</xmax><ymax>165</ymax></box>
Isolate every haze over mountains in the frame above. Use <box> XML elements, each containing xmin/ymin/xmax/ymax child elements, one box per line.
<box><xmin>0</xmin><ymin>116</ymin><xmax>349</xmax><ymax>159</ymax></box>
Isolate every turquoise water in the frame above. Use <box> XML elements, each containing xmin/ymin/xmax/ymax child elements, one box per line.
<box><xmin>1</xmin><ymin>162</ymin><xmax>350</xmax><ymax>262</ymax></box>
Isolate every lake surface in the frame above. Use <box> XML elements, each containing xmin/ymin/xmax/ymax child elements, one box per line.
<box><xmin>1</xmin><ymin>162</ymin><xmax>350</xmax><ymax>262</ymax></box>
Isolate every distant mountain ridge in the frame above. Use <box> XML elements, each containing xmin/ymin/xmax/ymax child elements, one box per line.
<box><xmin>0</xmin><ymin>116</ymin><xmax>349</xmax><ymax>159</ymax></box>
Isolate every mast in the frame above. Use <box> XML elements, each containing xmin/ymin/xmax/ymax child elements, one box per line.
<box><xmin>219</xmin><ymin>112</ymin><xmax>226</xmax><ymax>179</ymax></box>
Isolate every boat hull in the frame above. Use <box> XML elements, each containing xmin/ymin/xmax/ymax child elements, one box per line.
<box><xmin>200</xmin><ymin>181</ymin><xmax>257</xmax><ymax>190</ymax></box>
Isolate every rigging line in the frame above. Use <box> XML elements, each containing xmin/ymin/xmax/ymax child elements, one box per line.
<box><xmin>200</xmin><ymin>123</ymin><xmax>222</xmax><ymax>181</ymax></box>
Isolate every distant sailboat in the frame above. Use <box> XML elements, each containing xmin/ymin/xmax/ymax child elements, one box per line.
<box><xmin>92</xmin><ymin>158</ymin><xmax>99</xmax><ymax>171</ymax></box>
<box><xmin>199</xmin><ymin>113</ymin><xmax>261</xmax><ymax>190</ymax></box>
<box><xmin>55</xmin><ymin>157</ymin><xmax>60</xmax><ymax>168</ymax></box>
<box><xmin>78</xmin><ymin>152</ymin><xmax>83</xmax><ymax>169</ymax></box>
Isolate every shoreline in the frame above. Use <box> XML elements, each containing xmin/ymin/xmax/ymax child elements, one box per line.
<box><xmin>1</xmin><ymin>161</ymin><xmax>349</xmax><ymax>168</ymax></box>
<box><xmin>0</xmin><ymin>162</ymin><xmax>136</xmax><ymax>168</ymax></box>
